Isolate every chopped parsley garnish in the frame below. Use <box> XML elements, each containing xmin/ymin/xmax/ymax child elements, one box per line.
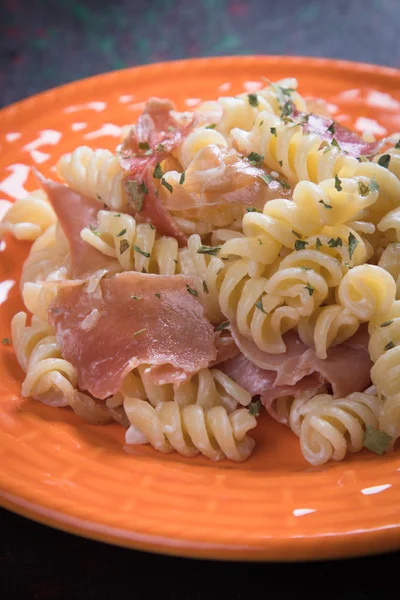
<box><xmin>179</xmin><ymin>171</ymin><xmax>186</xmax><ymax>185</ymax></box>
<box><xmin>138</xmin><ymin>141</ymin><xmax>150</xmax><ymax>151</ymax></box>
<box><xmin>119</xmin><ymin>239</ymin><xmax>130</xmax><ymax>254</ymax></box>
<box><xmin>278</xmin><ymin>178</ymin><xmax>291</xmax><ymax>190</ymax></box>
<box><xmin>380</xmin><ymin>320</ymin><xmax>394</xmax><ymax>328</ymax></box>
<box><xmin>133</xmin><ymin>245</ymin><xmax>151</xmax><ymax>258</ymax></box>
<box><xmin>316</xmin><ymin>237</ymin><xmax>322</xmax><ymax>251</ymax></box>
<box><xmin>155</xmin><ymin>293</ymin><xmax>161</xmax><ymax>299</ymax></box>
<box><xmin>270</xmin><ymin>127</ymin><xmax>277</xmax><ymax>136</ymax></box>
<box><xmin>156</xmin><ymin>143</ymin><xmax>165</xmax><ymax>153</ymax></box>
<box><xmin>300</xmin><ymin>266</ymin><xmax>312</xmax><ymax>271</ymax></box>
<box><xmin>348</xmin><ymin>232</ymin><xmax>358</xmax><ymax>260</ymax></box>
<box><xmin>246</xmin><ymin>207</ymin><xmax>261</xmax><ymax>213</ymax></box>
<box><xmin>153</xmin><ymin>163</ymin><xmax>163</xmax><ymax>179</ymax></box>
<box><xmin>205</xmin><ymin>123</ymin><xmax>216</xmax><ymax>129</ymax></box>
<box><xmin>328</xmin><ymin>237</ymin><xmax>343</xmax><ymax>248</ymax></box>
<box><xmin>331</xmin><ymin>138</ymin><xmax>340</xmax><ymax>150</ymax></box>
<box><xmin>323</xmin><ymin>144</ymin><xmax>333</xmax><ymax>154</ymax></box>
<box><xmin>248</xmin><ymin>93</ymin><xmax>259</xmax><ymax>107</ymax></box>
<box><xmin>270</xmin><ymin>83</ymin><xmax>295</xmax><ymax>108</ymax></box>
<box><xmin>133</xmin><ymin>328</ymin><xmax>146</xmax><ymax>337</ymax></box>
<box><xmin>215</xmin><ymin>320</ymin><xmax>230</xmax><ymax>331</ymax></box>
<box><xmin>248</xmin><ymin>151</ymin><xmax>264</xmax><ymax>166</ymax></box>
<box><xmin>186</xmin><ymin>285</ymin><xmax>198</xmax><ymax>297</ymax></box>
<box><xmin>149</xmin><ymin>224</ymin><xmax>156</xmax><ymax>230</ymax></box>
<box><xmin>278</xmin><ymin>160</ymin><xmax>283</xmax><ymax>167</ymax></box>
<box><xmin>327</xmin><ymin>122</ymin><xmax>336</xmax><ymax>135</ymax></box>
<box><xmin>319</xmin><ymin>199</ymin><xmax>332</xmax><ymax>209</ymax></box>
<box><xmin>141</xmin><ymin>267</ymin><xmax>147</xmax><ymax>273</ymax></box>
<box><xmin>89</xmin><ymin>224</ymin><xmax>100</xmax><ymax>236</ymax></box>
<box><xmin>369</xmin><ymin>176</ymin><xmax>380</xmax><ymax>193</ymax></box>
<box><xmin>196</xmin><ymin>245</ymin><xmax>222</xmax><ymax>256</ymax></box>
<box><xmin>294</xmin><ymin>239</ymin><xmax>309</xmax><ymax>251</ymax></box>
<box><xmin>1</xmin><ymin>337</ymin><xmax>11</xmax><ymax>346</ymax></box>
<box><xmin>258</xmin><ymin>173</ymin><xmax>273</xmax><ymax>185</ymax></box>
<box><xmin>363</xmin><ymin>426</ymin><xmax>392</xmax><ymax>456</ymax></box>
<box><xmin>384</xmin><ymin>341</ymin><xmax>395</xmax><ymax>351</ymax></box>
<box><xmin>161</xmin><ymin>178</ymin><xmax>173</xmax><ymax>193</ymax></box>
<box><xmin>395</xmin><ymin>140</ymin><xmax>400</xmax><ymax>149</ymax></box>
<box><xmin>116</xmin><ymin>229</ymin><xmax>127</xmax><ymax>237</ymax></box>
<box><xmin>280</xmin><ymin>100</ymin><xmax>292</xmax><ymax>118</ymax></box>
<box><xmin>358</xmin><ymin>181</ymin><xmax>370</xmax><ymax>197</ymax></box>
<box><xmin>248</xmin><ymin>400</ymin><xmax>261</xmax><ymax>417</ymax></box>
<box><xmin>114</xmin><ymin>213</ymin><xmax>121</xmax><ymax>217</ymax></box>
<box><xmin>131</xmin><ymin>295</ymin><xmax>142</xmax><ymax>300</ymax></box>
<box><xmin>378</xmin><ymin>154</ymin><xmax>391</xmax><ymax>169</ymax></box>
<box><xmin>202</xmin><ymin>280</ymin><xmax>209</xmax><ymax>294</ymax></box>
<box><xmin>334</xmin><ymin>174</ymin><xmax>343</xmax><ymax>191</ymax></box>
<box><xmin>259</xmin><ymin>120</ymin><xmax>264</xmax><ymax>127</ymax></box>
<box><xmin>257</xmin><ymin>238</ymin><xmax>263</xmax><ymax>245</ymax></box>
<box><xmin>255</xmin><ymin>296</ymin><xmax>267</xmax><ymax>313</ymax></box>
<box><xmin>124</xmin><ymin>180</ymin><xmax>147</xmax><ymax>212</ymax></box>
<box><xmin>292</xmin><ymin>229</ymin><xmax>302</xmax><ymax>238</ymax></box>
<box><xmin>305</xmin><ymin>284</ymin><xmax>315</xmax><ymax>296</ymax></box>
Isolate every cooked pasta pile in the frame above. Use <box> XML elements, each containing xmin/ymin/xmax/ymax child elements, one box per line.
<box><xmin>2</xmin><ymin>77</ymin><xmax>400</xmax><ymax>465</ymax></box>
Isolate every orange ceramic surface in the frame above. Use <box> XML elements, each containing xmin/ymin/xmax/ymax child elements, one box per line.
<box><xmin>1</xmin><ymin>56</ymin><xmax>400</xmax><ymax>561</ymax></box>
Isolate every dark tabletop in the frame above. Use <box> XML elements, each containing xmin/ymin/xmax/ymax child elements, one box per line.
<box><xmin>1</xmin><ymin>0</ymin><xmax>400</xmax><ymax>598</ymax></box>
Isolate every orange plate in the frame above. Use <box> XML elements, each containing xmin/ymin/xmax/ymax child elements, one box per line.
<box><xmin>1</xmin><ymin>56</ymin><xmax>400</xmax><ymax>561</ymax></box>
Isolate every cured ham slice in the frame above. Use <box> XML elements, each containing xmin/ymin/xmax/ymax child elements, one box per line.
<box><xmin>39</xmin><ymin>177</ymin><xmax>118</xmax><ymax>279</ymax></box>
<box><xmin>48</xmin><ymin>272</ymin><xmax>217</xmax><ymax>399</ymax></box>
<box><xmin>218</xmin><ymin>324</ymin><xmax>372</xmax><ymax>412</ymax></box>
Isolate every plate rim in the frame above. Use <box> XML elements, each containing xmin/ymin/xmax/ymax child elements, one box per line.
<box><xmin>1</xmin><ymin>54</ymin><xmax>400</xmax><ymax>561</ymax></box>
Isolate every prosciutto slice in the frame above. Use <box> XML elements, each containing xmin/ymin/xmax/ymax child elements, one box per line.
<box><xmin>118</xmin><ymin>98</ymin><xmax>197</xmax><ymax>245</ymax></box>
<box><xmin>294</xmin><ymin>110</ymin><xmax>382</xmax><ymax>157</ymax></box>
<box><xmin>218</xmin><ymin>324</ymin><xmax>372</xmax><ymax>417</ymax></box>
<box><xmin>39</xmin><ymin>177</ymin><xmax>118</xmax><ymax>279</ymax></box>
<box><xmin>48</xmin><ymin>272</ymin><xmax>217</xmax><ymax>399</ymax></box>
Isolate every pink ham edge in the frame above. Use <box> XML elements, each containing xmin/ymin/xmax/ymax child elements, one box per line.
<box><xmin>48</xmin><ymin>272</ymin><xmax>217</xmax><ymax>399</ymax></box>
<box><xmin>38</xmin><ymin>175</ymin><xmax>118</xmax><ymax>279</ymax></box>
<box><xmin>118</xmin><ymin>97</ymin><xmax>197</xmax><ymax>245</ymax></box>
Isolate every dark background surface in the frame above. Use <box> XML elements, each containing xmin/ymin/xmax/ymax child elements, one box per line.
<box><xmin>1</xmin><ymin>0</ymin><xmax>400</xmax><ymax>598</ymax></box>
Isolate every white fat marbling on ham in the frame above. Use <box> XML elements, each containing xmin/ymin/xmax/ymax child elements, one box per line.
<box><xmin>39</xmin><ymin>177</ymin><xmax>118</xmax><ymax>279</ymax></box>
<box><xmin>48</xmin><ymin>272</ymin><xmax>217</xmax><ymax>399</ymax></box>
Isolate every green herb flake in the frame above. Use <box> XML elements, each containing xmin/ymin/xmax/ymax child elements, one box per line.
<box><xmin>363</xmin><ymin>426</ymin><xmax>392</xmax><ymax>456</ymax></box>
<box><xmin>248</xmin><ymin>400</ymin><xmax>261</xmax><ymax>417</ymax></box>
<box><xmin>358</xmin><ymin>181</ymin><xmax>370</xmax><ymax>197</ymax></box>
<box><xmin>248</xmin><ymin>93</ymin><xmax>259</xmax><ymax>107</ymax></box>
<box><xmin>131</xmin><ymin>295</ymin><xmax>142</xmax><ymax>301</ymax></box>
<box><xmin>378</xmin><ymin>154</ymin><xmax>391</xmax><ymax>169</ymax></box>
<box><xmin>369</xmin><ymin>176</ymin><xmax>380</xmax><ymax>193</ymax></box>
<box><xmin>270</xmin><ymin>127</ymin><xmax>277</xmax><ymax>136</ymax></box>
<box><xmin>138</xmin><ymin>142</ymin><xmax>150</xmax><ymax>151</ymax></box>
<box><xmin>258</xmin><ymin>173</ymin><xmax>273</xmax><ymax>185</ymax></box>
<box><xmin>328</xmin><ymin>237</ymin><xmax>343</xmax><ymax>248</ymax></box>
<box><xmin>300</xmin><ymin>267</ymin><xmax>312</xmax><ymax>271</ymax></box>
<box><xmin>124</xmin><ymin>179</ymin><xmax>146</xmax><ymax>212</ymax></box>
<box><xmin>215</xmin><ymin>320</ymin><xmax>230</xmax><ymax>332</ymax></box>
<box><xmin>133</xmin><ymin>245</ymin><xmax>151</xmax><ymax>258</ymax></box>
<box><xmin>384</xmin><ymin>341</ymin><xmax>395</xmax><ymax>351</ymax></box>
<box><xmin>155</xmin><ymin>293</ymin><xmax>161</xmax><ymax>299</ymax></box>
<box><xmin>302</xmin><ymin>283</ymin><xmax>313</xmax><ymax>296</ymax></box>
<box><xmin>114</xmin><ymin>213</ymin><xmax>121</xmax><ymax>217</ymax></box>
<box><xmin>149</xmin><ymin>224</ymin><xmax>156</xmax><ymax>230</ymax></box>
<box><xmin>202</xmin><ymin>280</ymin><xmax>209</xmax><ymax>294</ymax></box>
<box><xmin>141</xmin><ymin>267</ymin><xmax>147</xmax><ymax>273</ymax></box>
<box><xmin>248</xmin><ymin>151</ymin><xmax>264</xmax><ymax>166</ymax></box>
<box><xmin>380</xmin><ymin>320</ymin><xmax>394</xmax><ymax>328</ymax></box>
<box><xmin>179</xmin><ymin>171</ymin><xmax>186</xmax><ymax>185</ymax></box>
<box><xmin>323</xmin><ymin>144</ymin><xmax>332</xmax><ymax>154</ymax></box>
<box><xmin>133</xmin><ymin>328</ymin><xmax>147</xmax><ymax>337</ymax></box>
<box><xmin>316</xmin><ymin>237</ymin><xmax>322</xmax><ymax>251</ymax></box>
<box><xmin>116</xmin><ymin>229</ymin><xmax>127</xmax><ymax>237</ymax></box>
<box><xmin>246</xmin><ymin>207</ymin><xmax>261</xmax><ymax>213</ymax></box>
<box><xmin>1</xmin><ymin>337</ymin><xmax>11</xmax><ymax>346</ymax></box>
<box><xmin>89</xmin><ymin>224</ymin><xmax>100</xmax><ymax>236</ymax></box>
<box><xmin>331</xmin><ymin>138</ymin><xmax>340</xmax><ymax>150</ymax></box>
<box><xmin>294</xmin><ymin>239</ymin><xmax>309</xmax><ymax>251</ymax></box>
<box><xmin>278</xmin><ymin>160</ymin><xmax>283</xmax><ymax>167</ymax></box>
<box><xmin>327</xmin><ymin>122</ymin><xmax>336</xmax><ymax>135</ymax></box>
<box><xmin>255</xmin><ymin>296</ymin><xmax>267</xmax><ymax>314</ymax></box>
<box><xmin>281</xmin><ymin>100</ymin><xmax>292</xmax><ymax>118</ymax></box>
<box><xmin>197</xmin><ymin>245</ymin><xmax>222</xmax><ymax>256</ymax></box>
<box><xmin>348</xmin><ymin>232</ymin><xmax>359</xmax><ymax>260</ymax></box>
<box><xmin>319</xmin><ymin>199</ymin><xmax>332</xmax><ymax>210</ymax></box>
<box><xmin>292</xmin><ymin>229</ymin><xmax>302</xmax><ymax>239</ymax></box>
<box><xmin>395</xmin><ymin>140</ymin><xmax>400</xmax><ymax>149</ymax></box>
<box><xmin>119</xmin><ymin>239</ymin><xmax>130</xmax><ymax>254</ymax></box>
<box><xmin>334</xmin><ymin>174</ymin><xmax>343</xmax><ymax>191</ymax></box>
<box><xmin>161</xmin><ymin>178</ymin><xmax>173</xmax><ymax>193</ymax></box>
<box><xmin>153</xmin><ymin>163</ymin><xmax>163</xmax><ymax>179</ymax></box>
<box><xmin>156</xmin><ymin>143</ymin><xmax>165</xmax><ymax>153</ymax></box>
<box><xmin>278</xmin><ymin>178</ymin><xmax>290</xmax><ymax>190</ymax></box>
<box><xmin>205</xmin><ymin>123</ymin><xmax>216</xmax><ymax>129</ymax></box>
<box><xmin>257</xmin><ymin>238</ymin><xmax>263</xmax><ymax>245</ymax></box>
<box><xmin>186</xmin><ymin>285</ymin><xmax>198</xmax><ymax>297</ymax></box>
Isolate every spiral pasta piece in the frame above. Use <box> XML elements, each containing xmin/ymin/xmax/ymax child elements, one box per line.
<box><xmin>378</xmin><ymin>243</ymin><xmax>400</xmax><ymax>298</ymax></box>
<box><xmin>337</xmin><ymin>264</ymin><xmax>396</xmax><ymax>321</ymax></box>
<box><xmin>177</xmin><ymin>126</ymin><xmax>228</xmax><ymax>168</ymax></box>
<box><xmin>57</xmin><ymin>146</ymin><xmax>126</xmax><ymax>210</ymax></box>
<box><xmin>124</xmin><ymin>398</ymin><xmax>256</xmax><ymax>461</ymax></box>
<box><xmin>0</xmin><ymin>190</ymin><xmax>56</xmax><ymax>241</ymax></box>
<box><xmin>20</xmin><ymin>223</ymin><xmax>69</xmax><ymax>289</ymax></box>
<box><xmin>352</xmin><ymin>161</ymin><xmax>400</xmax><ymax>223</ymax></box>
<box><xmin>81</xmin><ymin>210</ymin><xmax>179</xmax><ymax>275</ymax></box>
<box><xmin>231</xmin><ymin>111</ymin><xmax>359</xmax><ymax>186</ymax></box>
<box><xmin>299</xmin><ymin>390</ymin><xmax>382</xmax><ymax>465</ymax></box>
